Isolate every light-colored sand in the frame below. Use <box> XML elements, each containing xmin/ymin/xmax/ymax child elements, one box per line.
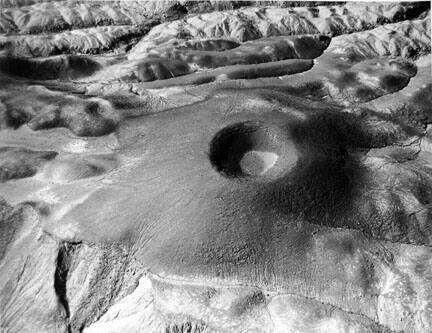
<box><xmin>240</xmin><ymin>150</ymin><xmax>279</xmax><ymax>175</ymax></box>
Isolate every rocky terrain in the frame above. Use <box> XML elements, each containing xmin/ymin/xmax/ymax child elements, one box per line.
<box><xmin>0</xmin><ymin>1</ymin><xmax>431</xmax><ymax>332</ymax></box>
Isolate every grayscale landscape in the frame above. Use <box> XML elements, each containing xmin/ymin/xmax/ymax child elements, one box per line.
<box><xmin>0</xmin><ymin>1</ymin><xmax>431</xmax><ymax>332</ymax></box>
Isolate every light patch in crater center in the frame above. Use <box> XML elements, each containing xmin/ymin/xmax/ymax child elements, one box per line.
<box><xmin>240</xmin><ymin>150</ymin><xmax>279</xmax><ymax>175</ymax></box>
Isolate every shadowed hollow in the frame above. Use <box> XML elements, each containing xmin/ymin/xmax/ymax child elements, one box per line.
<box><xmin>209</xmin><ymin>121</ymin><xmax>299</xmax><ymax>179</ymax></box>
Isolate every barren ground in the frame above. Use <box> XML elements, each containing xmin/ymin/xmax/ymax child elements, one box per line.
<box><xmin>0</xmin><ymin>1</ymin><xmax>431</xmax><ymax>332</ymax></box>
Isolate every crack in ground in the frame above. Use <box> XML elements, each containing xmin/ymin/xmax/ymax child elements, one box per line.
<box><xmin>54</xmin><ymin>241</ymin><xmax>80</xmax><ymax>333</ymax></box>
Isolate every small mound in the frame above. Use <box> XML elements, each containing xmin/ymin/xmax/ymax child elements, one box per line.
<box><xmin>0</xmin><ymin>85</ymin><xmax>120</xmax><ymax>137</ymax></box>
<box><xmin>41</xmin><ymin>154</ymin><xmax>117</xmax><ymax>183</ymax></box>
<box><xmin>0</xmin><ymin>147</ymin><xmax>57</xmax><ymax>182</ymax></box>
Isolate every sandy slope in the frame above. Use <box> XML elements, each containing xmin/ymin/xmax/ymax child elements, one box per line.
<box><xmin>0</xmin><ymin>1</ymin><xmax>431</xmax><ymax>333</ymax></box>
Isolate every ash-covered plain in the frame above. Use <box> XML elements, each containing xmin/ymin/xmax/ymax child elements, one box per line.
<box><xmin>0</xmin><ymin>1</ymin><xmax>431</xmax><ymax>333</ymax></box>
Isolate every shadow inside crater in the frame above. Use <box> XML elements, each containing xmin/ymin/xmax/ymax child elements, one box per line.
<box><xmin>209</xmin><ymin>121</ymin><xmax>298</xmax><ymax>179</ymax></box>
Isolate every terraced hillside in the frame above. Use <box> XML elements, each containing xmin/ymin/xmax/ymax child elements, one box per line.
<box><xmin>0</xmin><ymin>1</ymin><xmax>431</xmax><ymax>332</ymax></box>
